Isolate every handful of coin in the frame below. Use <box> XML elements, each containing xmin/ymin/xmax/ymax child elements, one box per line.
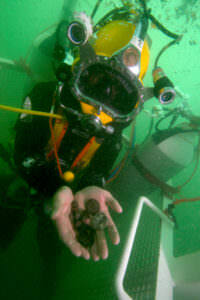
<box><xmin>70</xmin><ymin>198</ymin><xmax>108</xmax><ymax>248</ymax></box>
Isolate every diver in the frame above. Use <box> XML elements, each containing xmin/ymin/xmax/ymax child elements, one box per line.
<box><xmin>0</xmin><ymin>1</ymin><xmax>181</xmax><ymax>261</ymax></box>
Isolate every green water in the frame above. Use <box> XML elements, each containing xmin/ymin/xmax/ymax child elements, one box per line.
<box><xmin>0</xmin><ymin>0</ymin><xmax>200</xmax><ymax>299</ymax></box>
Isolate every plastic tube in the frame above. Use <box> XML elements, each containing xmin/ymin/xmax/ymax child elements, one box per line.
<box><xmin>0</xmin><ymin>104</ymin><xmax>63</xmax><ymax>120</ymax></box>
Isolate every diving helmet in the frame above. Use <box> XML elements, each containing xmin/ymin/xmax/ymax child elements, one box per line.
<box><xmin>55</xmin><ymin>4</ymin><xmax>178</xmax><ymax>131</ymax></box>
<box><xmin>56</xmin><ymin>9</ymin><xmax>151</xmax><ymax>128</ymax></box>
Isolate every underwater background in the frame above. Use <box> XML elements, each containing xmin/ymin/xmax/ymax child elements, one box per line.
<box><xmin>0</xmin><ymin>0</ymin><xmax>200</xmax><ymax>299</ymax></box>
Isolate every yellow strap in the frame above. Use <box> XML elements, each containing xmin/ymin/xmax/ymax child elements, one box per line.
<box><xmin>45</xmin><ymin>107</ymin><xmax>68</xmax><ymax>160</ymax></box>
<box><xmin>71</xmin><ymin>137</ymin><xmax>101</xmax><ymax>171</ymax></box>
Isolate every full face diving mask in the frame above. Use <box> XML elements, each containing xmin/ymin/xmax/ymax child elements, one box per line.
<box><xmin>64</xmin><ymin>10</ymin><xmax>149</xmax><ymax>125</ymax></box>
<box><xmin>56</xmin><ymin>5</ymin><xmax>178</xmax><ymax>128</ymax></box>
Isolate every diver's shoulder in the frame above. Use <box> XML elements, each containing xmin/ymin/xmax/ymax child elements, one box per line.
<box><xmin>31</xmin><ymin>81</ymin><xmax>58</xmax><ymax>94</ymax></box>
<box><xmin>26</xmin><ymin>81</ymin><xmax>58</xmax><ymax>111</ymax></box>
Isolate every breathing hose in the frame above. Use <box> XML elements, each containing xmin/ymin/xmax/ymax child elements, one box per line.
<box><xmin>91</xmin><ymin>0</ymin><xmax>104</xmax><ymax>19</ymax></box>
<box><xmin>0</xmin><ymin>104</ymin><xmax>63</xmax><ymax>120</ymax></box>
<box><xmin>139</xmin><ymin>0</ymin><xmax>182</xmax><ymax>68</ymax></box>
<box><xmin>154</xmin><ymin>37</ymin><xmax>182</xmax><ymax>69</ymax></box>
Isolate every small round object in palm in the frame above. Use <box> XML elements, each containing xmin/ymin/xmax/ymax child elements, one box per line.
<box><xmin>85</xmin><ymin>198</ymin><xmax>100</xmax><ymax>215</ymax></box>
<box><xmin>90</xmin><ymin>212</ymin><xmax>108</xmax><ymax>230</ymax></box>
<box><xmin>77</xmin><ymin>224</ymin><xmax>95</xmax><ymax>248</ymax></box>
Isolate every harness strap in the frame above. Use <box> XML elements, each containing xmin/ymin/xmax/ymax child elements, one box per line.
<box><xmin>46</xmin><ymin>108</ymin><xmax>68</xmax><ymax>161</ymax></box>
<box><xmin>71</xmin><ymin>136</ymin><xmax>101</xmax><ymax>171</ymax></box>
<box><xmin>46</xmin><ymin>106</ymin><xmax>102</xmax><ymax>181</ymax></box>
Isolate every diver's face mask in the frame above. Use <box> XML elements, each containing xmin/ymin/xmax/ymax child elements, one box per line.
<box><xmin>72</xmin><ymin>56</ymin><xmax>142</xmax><ymax>123</ymax></box>
<box><xmin>59</xmin><ymin>10</ymin><xmax>176</xmax><ymax>128</ymax></box>
<box><xmin>79</xmin><ymin>64</ymin><xmax>138</xmax><ymax>117</ymax></box>
<box><xmin>63</xmin><ymin>11</ymin><xmax>148</xmax><ymax>124</ymax></box>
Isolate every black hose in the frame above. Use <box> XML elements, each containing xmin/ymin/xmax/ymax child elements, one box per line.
<box><xmin>91</xmin><ymin>0</ymin><xmax>103</xmax><ymax>19</ymax></box>
<box><xmin>141</xmin><ymin>114</ymin><xmax>154</xmax><ymax>145</ymax></box>
<box><xmin>168</xmin><ymin>115</ymin><xmax>179</xmax><ymax>129</ymax></box>
<box><xmin>155</xmin><ymin>110</ymin><xmax>178</xmax><ymax>132</ymax></box>
<box><xmin>154</xmin><ymin>39</ymin><xmax>180</xmax><ymax>69</ymax></box>
<box><xmin>139</xmin><ymin>0</ymin><xmax>181</xmax><ymax>40</ymax></box>
<box><xmin>139</xmin><ymin>0</ymin><xmax>148</xmax><ymax>16</ymax></box>
<box><xmin>149</xmin><ymin>14</ymin><xmax>181</xmax><ymax>39</ymax></box>
<box><xmin>138</xmin><ymin>12</ymin><xmax>149</xmax><ymax>40</ymax></box>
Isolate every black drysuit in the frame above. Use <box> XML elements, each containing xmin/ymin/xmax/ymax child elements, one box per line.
<box><xmin>14</xmin><ymin>81</ymin><xmax>122</xmax><ymax>198</ymax></box>
<box><xmin>0</xmin><ymin>81</ymin><xmax>123</xmax><ymax>298</ymax></box>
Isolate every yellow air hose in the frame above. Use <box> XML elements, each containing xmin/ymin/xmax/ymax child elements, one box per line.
<box><xmin>0</xmin><ymin>104</ymin><xmax>63</xmax><ymax>120</ymax></box>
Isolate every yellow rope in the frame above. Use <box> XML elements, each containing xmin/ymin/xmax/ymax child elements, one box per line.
<box><xmin>0</xmin><ymin>104</ymin><xmax>63</xmax><ymax>120</ymax></box>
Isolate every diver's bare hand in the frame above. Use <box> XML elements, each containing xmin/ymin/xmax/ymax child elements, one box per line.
<box><xmin>51</xmin><ymin>186</ymin><xmax>90</xmax><ymax>260</ymax></box>
<box><xmin>75</xmin><ymin>186</ymin><xmax>123</xmax><ymax>261</ymax></box>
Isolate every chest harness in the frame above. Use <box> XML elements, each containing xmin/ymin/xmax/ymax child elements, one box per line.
<box><xmin>45</xmin><ymin>95</ymin><xmax>102</xmax><ymax>183</ymax></box>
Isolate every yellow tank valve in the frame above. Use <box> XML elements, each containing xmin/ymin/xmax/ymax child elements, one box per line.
<box><xmin>63</xmin><ymin>171</ymin><xmax>75</xmax><ymax>182</ymax></box>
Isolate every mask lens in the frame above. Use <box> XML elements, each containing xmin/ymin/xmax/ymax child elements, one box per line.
<box><xmin>68</xmin><ymin>22</ymin><xmax>86</xmax><ymax>45</ymax></box>
<box><xmin>78</xmin><ymin>64</ymin><xmax>138</xmax><ymax>116</ymax></box>
<box><xmin>123</xmin><ymin>47</ymin><xmax>140</xmax><ymax>67</ymax></box>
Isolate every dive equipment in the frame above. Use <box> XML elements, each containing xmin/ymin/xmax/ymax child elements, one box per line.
<box><xmin>62</xmin><ymin>171</ymin><xmax>75</xmax><ymax>183</ymax></box>
<box><xmin>154</xmin><ymin>37</ymin><xmax>182</xmax><ymax>70</ymax></box>
<box><xmin>111</xmin><ymin>12</ymin><xmax>149</xmax><ymax>78</ymax></box>
<box><xmin>70</xmin><ymin>9</ymin><xmax>150</xmax><ymax>124</ymax></box>
<box><xmin>133</xmin><ymin>101</ymin><xmax>200</xmax><ymax>197</ymax></box>
<box><xmin>67</xmin><ymin>12</ymin><xmax>93</xmax><ymax>46</ymax></box>
<box><xmin>152</xmin><ymin>67</ymin><xmax>176</xmax><ymax>104</ymax></box>
<box><xmin>133</xmin><ymin>127</ymin><xmax>199</xmax><ymax>196</ymax></box>
<box><xmin>72</xmin><ymin>58</ymin><xmax>142</xmax><ymax>123</ymax></box>
<box><xmin>79</xmin><ymin>113</ymin><xmax>114</xmax><ymax>137</ymax></box>
<box><xmin>0</xmin><ymin>104</ymin><xmax>62</xmax><ymax>120</ymax></box>
<box><xmin>65</xmin><ymin>1</ymin><xmax>181</xmax><ymax>125</ymax></box>
<box><xmin>60</xmin><ymin>104</ymin><xmax>115</xmax><ymax>137</ymax></box>
<box><xmin>154</xmin><ymin>105</ymin><xmax>200</xmax><ymax>132</ymax></box>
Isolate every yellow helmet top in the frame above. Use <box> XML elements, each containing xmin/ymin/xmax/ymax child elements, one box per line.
<box><xmin>93</xmin><ymin>19</ymin><xmax>150</xmax><ymax>81</ymax></box>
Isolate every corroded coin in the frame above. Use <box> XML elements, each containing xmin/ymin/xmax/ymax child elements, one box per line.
<box><xmin>90</xmin><ymin>212</ymin><xmax>108</xmax><ymax>230</ymax></box>
<box><xmin>85</xmin><ymin>198</ymin><xmax>100</xmax><ymax>215</ymax></box>
<box><xmin>76</xmin><ymin>223</ymin><xmax>96</xmax><ymax>248</ymax></box>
